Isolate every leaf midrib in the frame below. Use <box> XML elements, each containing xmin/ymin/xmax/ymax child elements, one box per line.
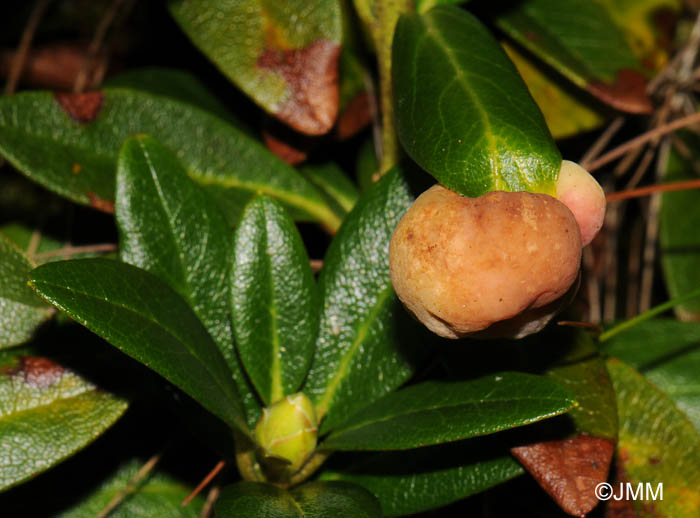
<box><xmin>328</xmin><ymin>393</ymin><xmax>574</xmax><ymax>438</ymax></box>
<box><xmin>194</xmin><ymin>173</ymin><xmax>341</xmax><ymax>230</ymax></box>
<box><xmin>316</xmin><ymin>283</ymin><xmax>395</xmax><ymax>419</ymax></box>
<box><xmin>133</xmin><ymin>140</ymin><xmax>191</xmax><ymax>302</ymax></box>
<box><xmin>262</xmin><ymin>209</ymin><xmax>284</xmax><ymax>404</ymax></box>
<box><xmin>0</xmin><ymin>386</ymin><xmax>104</xmax><ymax>423</ymax></box>
<box><xmin>30</xmin><ymin>278</ymin><xmax>240</xmax><ymax>424</ymax></box>
<box><xmin>0</xmin><ymin>126</ymin><xmax>340</xmax><ymax>232</ymax></box>
<box><xmin>423</xmin><ymin>14</ymin><xmax>498</xmax><ymax>183</ymax></box>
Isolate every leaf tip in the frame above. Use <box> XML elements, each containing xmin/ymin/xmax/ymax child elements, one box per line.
<box><xmin>587</xmin><ymin>69</ymin><xmax>653</xmax><ymax>114</ymax></box>
<box><xmin>258</xmin><ymin>40</ymin><xmax>341</xmax><ymax>135</ymax></box>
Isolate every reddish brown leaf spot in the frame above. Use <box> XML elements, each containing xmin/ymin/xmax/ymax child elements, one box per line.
<box><xmin>263</xmin><ymin>130</ymin><xmax>308</xmax><ymax>165</ymax></box>
<box><xmin>336</xmin><ymin>91</ymin><xmax>372</xmax><ymax>140</ymax></box>
<box><xmin>512</xmin><ymin>434</ymin><xmax>615</xmax><ymax>517</ymax></box>
<box><xmin>587</xmin><ymin>69</ymin><xmax>653</xmax><ymax>114</ymax></box>
<box><xmin>55</xmin><ymin>91</ymin><xmax>104</xmax><ymax>123</ymax></box>
<box><xmin>258</xmin><ymin>40</ymin><xmax>341</xmax><ymax>136</ymax></box>
<box><xmin>87</xmin><ymin>191</ymin><xmax>115</xmax><ymax>214</ymax></box>
<box><xmin>19</xmin><ymin>357</ymin><xmax>64</xmax><ymax>388</ymax></box>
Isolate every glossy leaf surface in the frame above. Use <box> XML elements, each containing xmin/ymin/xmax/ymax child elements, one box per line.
<box><xmin>231</xmin><ymin>196</ymin><xmax>318</xmax><ymax>405</ymax></box>
<box><xmin>29</xmin><ymin>259</ymin><xmax>247</xmax><ymax>434</ymax></box>
<box><xmin>0</xmin><ymin>350</ymin><xmax>128</xmax><ymax>491</ymax></box>
<box><xmin>215</xmin><ymin>481</ymin><xmax>382</xmax><ymax>518</ymax></box>
<box><xmin>607</xmin><ymin>359</ymin><xmax>700</xmax><ymax>517</ymax></box>
<box><xmin>393</xmin><ymin>5</ymin><xmax>561</xmax><ymax>197</ymax></box>
<box><xmin>303</xmin><ymin>168</ymin><xmax>426</xmax><ymax>434</ymax></box>
<box><xmin>321</xmin><ymin>439</ymin><xmax>523</xmax><ymax>516</ymax></box>
<box><xmin>115</xmin><ymin>135</ymin><xmax>257</xmax><ymax>421</ymax></box>
<box><xmin>104</xmin><ymin>66</ymin><xmax>236</xmax><ymax>123</ymax></box>
<box><xmin>0</xmin><ymin>90</ymin><xmax>340</xmax><ymax>230</ymax></box>
<box><xmin>322</xmin><ymin>373</ymin><xmax>575</xmax><ymax>451</ymax></box>
<box><xmin>0</xmin><ymin>234</ymin><xmax>52</xmax><ymax>348</ymax></box>
<box><xmin>169</xmin><ymin>0</ymin><xmax>343</xmax><ymax>135</ymax></box>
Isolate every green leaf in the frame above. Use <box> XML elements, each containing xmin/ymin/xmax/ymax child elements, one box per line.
<box><xmin>215</xmin><ymin>481</ymin><xmax>382</xmax><ymax>518</ymax></box>
<box><xmin>302</xmin><ymin>168</ymin><xmax>426</xmax><ymax>434</ymax></box>
<box><xmin>322</xmin><ymin>373</ymin><xmax>575</xmax><ymax>451</ymax></box>
<box><xmin>320</xmin><ymin>439</ymin><xmax>523</xmax><ymax>516</ymax></box>
<box><xmin>496</xmin><ymin>0</ymin><xmax>639</xmax><ymax>82</ymax></box>
<box><xmin>601</xmin><ymin>318</ymin><xmax>700</xmax><ymax>433</ymax></box>
<box><xmin>0</xmin><ymin>234</ymin><xmax>52</xmax><ymax>348</ymax></box>
<box><xmin>645</xmin><ymin>346</ymin><xmax>700</xmax><ymax>435</ymax></box>
<box><xmin>52</xmin><ymin>460</ymin><xmax>203</xmax><ymax>517</ymax></box>
<box><xmin>502</xmin><ymin>42</ymin><xmax>606</xmax><ymax>140</ymax></box>
<box><xmin>393</xmin><ymin>5</ymin><xmax>561</xmax><ymax>197</ymax></box>
<box><xmin>300</xmin><ymin>162</ymin><xmax>360</xmax><ymax>216</ymax></box>
<box><xmin>231</xmin><ymin>196</ymin><xmax>318</xmax><ymax>405</ymax></box>
<box><xmin>660</xmin><ymin>132</ymin><xmax>700</xmax><ymax>319</ymax></box>
<box><xmin>494</xmin><ymin>0</ymin><xmax>665</xmax><ymax>113</ymax></box>
<box><xmin>0</xmin><ymin>349</ymin><xmax>128</xmax><ymax>491</ymax></box>
<box><xmin>115</xmin><ymin>135</ymin><xmax>259</xmax><ymax>424</ymax></box>
<box><xmin>104</xmin><ymin>67</ymin><xmax>238</xmax><ymax>124</ymax></box>
<box><xmin>28</xmin><ymin>258</ymin><xmax>248</xmax><ymax>435</ymax></box>
<box><xmin>547</xmin><ymin>329</ymin><xmax>617</xmax><ymax>439</ymax></box>
<box><xmin>600</xmin><ymin>318</ymin><xmax>700</xmax><ymax>369</ymax></box>
<box><xmin>0</xmin><ymin>89</ymin><xmax>341</xmax><ymax>231</ymax></box>
<box><xmin>169</xmin><ymin>0</ymin><xmax>343</xmax><ymax>136</ymax></box>
<box><xmin>607</xmin><ymin>358</ymin><xmax>700</xmax><ymax>516</ymax></box>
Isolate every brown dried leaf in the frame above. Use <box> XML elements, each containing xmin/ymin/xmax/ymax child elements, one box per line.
<box><xmin>511</xmin><ymin>433</ymin><xmax>615</xmax><ymax>517</ymax></box>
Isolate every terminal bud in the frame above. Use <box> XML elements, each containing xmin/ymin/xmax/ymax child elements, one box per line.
<box><xmin>254</xmin><ymin>392</ymin><xmax>318</xmax><ymax>475</ymax></box>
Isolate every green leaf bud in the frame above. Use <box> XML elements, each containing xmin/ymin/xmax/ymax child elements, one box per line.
<box><xmin>255</xmin><ymin>392</ymin><xmax>318</xmax><ymax>474</ymax></box>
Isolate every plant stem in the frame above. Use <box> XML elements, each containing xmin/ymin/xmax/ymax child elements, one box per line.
<box><xmin>599</xmin><ymin>287</ymin><xmax>700</xmax><ymax>342</ymax></box>
<box><xmin>234</xmin><ymin>429</ymin><xmax>265</xmax><ymax>482</ymax></box>
<box><xmin>359</xmin><ymin>0</ymin><xmax>412</xmax><ymax>175</ymax></box>
<box><xmin>287</xmin><ymin>450</ymin><xmax>332</xmax><ymax>487</ymax></box>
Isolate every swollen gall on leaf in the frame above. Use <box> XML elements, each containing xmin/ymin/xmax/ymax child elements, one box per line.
<box><xmin>389</xmin><ymin>185</ymin><xmax>582</xmax><ymax>339</ymax></box>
